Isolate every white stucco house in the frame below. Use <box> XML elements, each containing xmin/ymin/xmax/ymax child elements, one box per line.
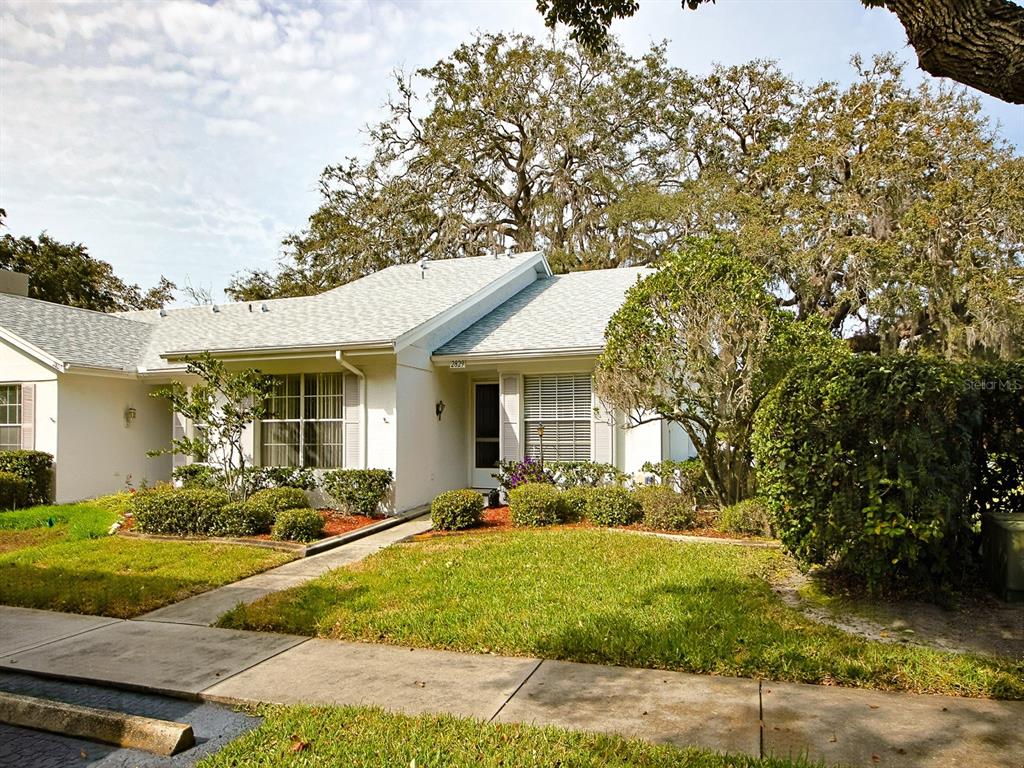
<box><xmin>0</xmin><ymin>252</ymin><xmax>694</xmax><ymax>509</ymax></box>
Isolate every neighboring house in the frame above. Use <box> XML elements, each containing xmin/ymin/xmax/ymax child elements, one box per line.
<box><xmin>0</xmin><ymin>253</ymin><xmax>694</xmax><ymax>508</ymax></box>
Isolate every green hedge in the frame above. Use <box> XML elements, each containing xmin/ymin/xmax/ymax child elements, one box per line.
<box><xmin>248</xmin><ymin>487</ymin><xmax>311</xmax><ymax>515</ymax></box>
<box><xmin>273</xmin><ymin>507</ymin><xmax>324</xmax><ymax>542</ymax></box>
<box><xmin>212</xmin><ymin>500</ymin><xmax>275</xmax><ymax>537</ymax></box>
<box><xmin>172</xmin><ymin>464</ymin><xmax>225</xmax><ymax>490</ymax></box>
<box><xmin>431</xmin><ymin>489</ymin><xmax>484</xmax><ymax>531</ymax></box>
<box><xmin>322</xmin><ymin>469</ymin><xmax>393</xmax><ymax>517</ymax></box>
<box><xmin>719</xmin><ymin>498</ymin><xmax>773</xmax><ymax>537</ymax></box>
<box><xmin>509</xmin><ymin>483</ymin><xmax>562</xmax><ymax>527</ymax></box>
<box><xmin>547</xmin><ymin>461</ymin><xmax>625</xmax><ymax>489</ymax></box>
<box><xmin>130</xmin><ymin>487</ymin><xmax>231</xmax><ymax>536</ymax></box>
<box><xmin>641</xmin><ymin>459</ymin><xmax>712</xmax><ymax>504</ymax></box>
<box><xmin>753</xmin><ymin>356</ymin><xmax>1024</xmax><ymax>591</ymax></box>
<box><xmin>587</xmin><ymin>487</ymin><xmax>642</xmax><ymax>527</ymax></box>
<box><xmin>561</xmin><ymin>486</ymin><xmax>593</xmax><ymax>523</ymax></box>
<box><xmin>0</xmin><ymin>470</ymin><xmax>30</xmax><ymax>511</ymax></box>
<box><xmin>0</xmin><ymin>450</ymin><xmax>53</xmax><ymax>506</ymax></box>
<box><xmin>634</xmin><ymin>485</ymin><xmax>695</xmax><ymax>531</ymax></box>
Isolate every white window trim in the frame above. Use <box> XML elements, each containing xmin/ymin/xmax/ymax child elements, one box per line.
<box><xmin>522</xmin><ymin>373</ymin><xmax>593</xmax><ymax>463</ymax></box>
<box><xmin>259</xmin><ymin>373</ymin><xmax>346</xmax><ymax>469</ymax></box>
<box><xmin>0</xmin><ymin>383</ymin><xmax>22</xmax><ymax>452</ymax></box>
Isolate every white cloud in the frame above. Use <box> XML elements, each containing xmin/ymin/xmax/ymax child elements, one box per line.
<box><xmin>204</xmin><ymin>116</ymin><xmax>267</xmax><ymax>137</ymax></box>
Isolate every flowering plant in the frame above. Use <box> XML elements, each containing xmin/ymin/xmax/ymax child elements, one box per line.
<box><xmin>492</xmin><ymin>457</ymin><xmax>554</xmax><ymax>492</ymax></box>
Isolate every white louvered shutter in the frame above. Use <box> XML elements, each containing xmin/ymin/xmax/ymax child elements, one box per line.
<box><xmin>171</xmin><ymin>411</ymin><xmax>187</xmax><ymax>469</ymax></box>
<box><xmin>499</xmin><ymin>374</ymin><xmax>522</xmax><ymax>461</ymax></box>
<box><xmin>592</xmin><ymin>388</ymin><xmax>615</xmax><ymax>464</ymax></box>
<box><xmin>343</xmin><ymin>373</ymin><xmax>362</xmax><ymax>468</ymax></box>
<box><xmin>19</xmin><ymin>383</ymin><xmax>34</xmax><ymax>450</ymax></box>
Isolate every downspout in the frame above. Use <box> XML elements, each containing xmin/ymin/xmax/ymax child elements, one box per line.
<box><xmin>336</xmin><ymin>351</ymin><xmax>367</xmax><ymax>469</ymax></box>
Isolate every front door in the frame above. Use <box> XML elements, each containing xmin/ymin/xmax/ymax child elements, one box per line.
<box><xmin>472</xmin><ymin>382</ymin><xmax>500</xmax><ymax>488</ymax></box>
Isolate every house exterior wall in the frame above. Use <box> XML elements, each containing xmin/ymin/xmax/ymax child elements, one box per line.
<box><xmin>55</xmin><ymin>372</ymin><xmax>171</xmax><ymax>502</ymax></box>
<box><xmin>0</xmin><ymin>339</ymin><xmax>59</xmax><ymax>466</ymax></box>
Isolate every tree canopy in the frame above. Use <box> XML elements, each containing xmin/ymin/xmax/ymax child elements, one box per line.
<box><xmin>0</xmin><ymin>225</ymin><xmax>175</xmax><ymax>312</ymax></box>
<box><xmin>536</xmin><ymin>0</ymin><xmax>1024</xmax><ymax>104</ymax></box>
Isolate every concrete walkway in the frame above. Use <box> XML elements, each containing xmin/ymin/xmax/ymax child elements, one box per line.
<box><xmin>137</xmin><ymin>513</ymin><xmax>433</xmax><ymax>626</ymax></box>
<box><xmin>2</xmin><ymin>606</ymin><xmax>1022</xmax><ymax>767</ymax></box>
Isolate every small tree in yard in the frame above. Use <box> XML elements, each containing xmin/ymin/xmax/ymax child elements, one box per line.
<box><xmin>150</xmin><ymin>353</ymin><xmax>274</xmax><ymax>500</ymax></box>
<box><xmin>597</xmin><ymin>238</ymin><xmax>844</xmax><ymax>507</ymax></box>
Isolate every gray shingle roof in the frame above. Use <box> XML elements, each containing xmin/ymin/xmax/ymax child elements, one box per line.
<box><xmin>0</xmin><ymin>292</ymin><xmax>153</xmax><ymax>371</ymax></box>
<box><xmin>122</xmin><ymin>253</ymin><xmax>544</xmax><ymax>370</ymax></box>
<box><xmin>435</xmin><ymin>267</ymin><xmax>652</xmax><ymax>357</ymax></box>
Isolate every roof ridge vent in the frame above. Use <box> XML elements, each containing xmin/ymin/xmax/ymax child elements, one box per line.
<box><xmin>211</xmin><ymin>304</ymin><xmax>220</xmax><ymax>313</ymax></box>
<box><xmin>418</xmin><ymin>256</ymin><xmax>429</xmax><ymax>279</ymax></box>
<box><xmin>158</xmin><ymin>308</ymin><xmax>167</xmax><ymax>318</ymax></box>
<box><xmin>261</xmin><ymin>302</ymin><xmax>269</xmax><ymax>313</ymax></box>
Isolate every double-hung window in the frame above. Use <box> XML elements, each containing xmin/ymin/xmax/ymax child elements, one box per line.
<box><xmin>260</xmin><ymin>373</ymin><xmax>344</xmax><ymax>469</ymax></box>
<box><xmin>0</xmin><ymin>385</ymin><xmax>21</xmax><ymax>451</ymax></box>
<box><xmin>523</xmin><ymin>374</ymin><xmax>592</xmax><ymax>462</ymax></box>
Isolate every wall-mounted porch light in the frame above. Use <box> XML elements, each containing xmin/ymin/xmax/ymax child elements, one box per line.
<box><xmin>435</xmin><ymin>400</ymin><xmax>446</xmax><ymax>421</ymax></box>
<box><xmin>124</xmin><ymin>406</ymin><xmax>137</xmax><ymax>428</ymax></box>
<box><xmin>537</xmin><ymin>423</ymin><xmax>545</xmax><ymax>464</ymax></box>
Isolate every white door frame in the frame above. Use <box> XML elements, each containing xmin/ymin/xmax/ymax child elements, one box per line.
<box><xmin>470</xmin><ymin>379</ymin><xmax>500</xmax><ymax>488</ymax></box>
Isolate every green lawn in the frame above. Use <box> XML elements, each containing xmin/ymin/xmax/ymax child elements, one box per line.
<box><xmin>0</xmin><ymin>503</ymin><xmax>295</xmax><ymax>618</ymax></box>
<box><xmin>219</xmin><ymin>528</ymin><xmax>1024</xmax><ymax>699</ymax></box>
<box><xmin>199</xmin><ymin>705</ymin><xmax>817</xmax><ymax>768</ymax></box>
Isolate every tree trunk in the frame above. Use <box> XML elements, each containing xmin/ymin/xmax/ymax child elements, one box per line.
<box><xmin>870</xmin><ymin>0</ymin><xmax>1024</xmax><ymax>104</ymax></box>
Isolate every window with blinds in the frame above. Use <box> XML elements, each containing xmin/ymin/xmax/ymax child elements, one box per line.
<box><xmin>0</xmin><ymin>384</ymin><xmax>22</xmax><ymax>451</ymax></box>
<box><xmin>523</xmin><ymin>374</ymin><xmax>592</xmax><ymax>462</ymax></box>
<box><xmin>260</xmin><ymin>373</ymin><xmax>344</xmax><ymax>468</ymax></box>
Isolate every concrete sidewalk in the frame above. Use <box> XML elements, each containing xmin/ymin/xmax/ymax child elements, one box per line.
<box><xmin>137</xmin><ymin>513</ymin><xmax>433</xmax><ymax>626</ymax></box>
<box><xmin>1</xmin><ymin>606</ymin><xmax>1022</xmax><ymax>767</ymax></box>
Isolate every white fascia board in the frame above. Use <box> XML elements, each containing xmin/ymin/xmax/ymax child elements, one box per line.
<box><xmin>0</xmin><ymin>327</ymin><xmax>66</xmax><ymax>372</ymax></box>
<box><xmin>392</xmin><ymin>251</ymin><xmax>550</xmax><ymax>354</ymax></box>
<box><xmin>160</xmin><ymin>340</ymin><xmax>394</xmax><ymax>361</ymax></box>
<box><xmin>432</xmin><ymin>347</ymin><xmax>603</xmax><ymax>367</ymax></box>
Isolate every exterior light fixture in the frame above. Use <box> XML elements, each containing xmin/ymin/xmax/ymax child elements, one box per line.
<box><xmin>435</xmin><ymin>400</ymin><xmax>446</xmax><ymax>421</ymax></box>
<box><xmin>124</xmin><ymin>406</ymin><xmax>137</xmax><ymax>428</ymax></box>
<box><xmin>537</xmin><ymin>422</ymin><xmax>545</xmax><ymax>464</ymax></box>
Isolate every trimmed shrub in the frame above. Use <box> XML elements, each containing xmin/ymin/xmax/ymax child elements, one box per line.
<box><xmin>431</xmin><ymin>489</ymin><xmax>484</xmax><ymax>531</ymax></box>
<box><xmin>0</xmin><ymin>471</ymin><xmax>30</xmax><ymax>511</ymax></box>
<box><xmin>173</xmin><ymin>464</ymin><xmax>225</xmax><ymax>490</ymax></box>
<box><xmin>642</xmin><ymin>459</ymin><xmax>712</xmax><ymax>503</ymax></box>
<box><xmin>548</xmin><ymin>461</ymin><xmax>625</xmax><ymax>489</ymax></box>
<box><xmin>753</xmin><ymin>356</ymin><xmax>1024</xmax><ymax>591</ymax></box>
<box><xmin>211</xmin><ymin>500</ymin><xmax>275</xmax><ymax>537</ymax></box>
<box><xmin>493</xmin><ymin>458</ymin><xmax>553</xmax><ymax>492</ymax></box>
<box><xmin>322</xmin><ymin>469</ymin><xmax>393</xmax><ymax>517</ymax></box>
<box><xmin>561</xmin><ymin>486</ymin><xmax>594</xmax><ymax>522</ymax></box>
<box><xmin>719</xmin><ymin>498</ymin><xmax>773</xmax><ymax>537</ymax></box>
<box><xmin>130</xmin><ymin>486</ymin><xmax>230</xmax><ymax>536</ymax></box>
<box><xmin>244</xmin><ymin>467</ymin><xmax>316</xmax><ymax>493</ymax></box>
<box><xmin>587</xmin><ymin>487</ymin><xmax>642</xmax><ymax>527</ymax></box>
<box><xmin>509</xmin><ymin>483</ymin><xmax>562</xmax><ymax>527</ymax></box>
<box><xmin>273</xmin><ymin>507</ymin><xmax>324</xmax><ymax>542</ymax></box>
<box><xmin>248</xmin><ymin>487</ymin><xmax>310</xmax><ymax>515</ymax></box>
<box><xmin>634</xmin><ymin>485</ymin><xmax>695</xmax><ymax>531</ymax></box>
<box><xmin>92</xmin><ymin>492</ymin><xmax>135</xmax><ymax>516</ymax></box>
<box><xmin>0</xmin><ymin>450</ymin><xmax>53</xmax><ymax>505</ymax></box>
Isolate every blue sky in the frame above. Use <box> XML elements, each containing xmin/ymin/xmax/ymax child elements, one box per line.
<box><xmin>2</xmin><ymin>0</ymin><xmax>1021</xmax><ymax>303</ymax></box>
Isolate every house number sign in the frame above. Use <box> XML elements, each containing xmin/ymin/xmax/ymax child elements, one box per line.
<box><xmin>449</xmin><ymin>360</ymin><xmax>466</xmax><ymax>369</ymax></box>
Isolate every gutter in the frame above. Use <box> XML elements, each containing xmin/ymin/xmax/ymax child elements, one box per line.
<box><xmin>336</xmin><ymin>350</ymin><xmax>367</xmax><ymax>469</ymax></box>
<box><xmin>431</xmin><ymin>346</ymin><xmax>603</xmax><ymax>365</ymax></box>
<box><xmin>161</xmin><ymin>340</ymin><xmax>393</xmax><ymax>361</ymax></box>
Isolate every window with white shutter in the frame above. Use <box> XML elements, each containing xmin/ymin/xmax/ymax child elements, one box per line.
<box><xmin>0</xmin><ymin>384</ymin><xmax>22</xmax><ymax>451</ymax></box>
<box><xmin>523</xmin><ymin>374</ymin><xmax>592</xmax><ymax>462</ymax></box>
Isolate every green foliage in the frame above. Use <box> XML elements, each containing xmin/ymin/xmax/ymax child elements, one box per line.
<box><xmin>212</xmin><ymin>501</ymin><xmax>275</xmax><ymax>538</ymax></box>
<box><xmin>321</xmin><ymin>469</ymin><xmax>393</xmax><ymax>517</ymax></box>
<box><xmin>150</xmin><ymin>353</ymin><xmax>275</xmax><ymax>500</ymax></box>
<box><xmin>719</xmin><ymin>499</ymin><xmax>774</xmax><ymax>537</ymax></box>
<box><xmin>272</xmin><ymin>508</ymin><xmax>324</xmax><ymax>542</ymax></box>
<box><xmin>90</xmin><ymin>492</ymin><xmax>136</xmax><ymax>517</ymax></box>
<box><xmin>0</xmin><ymin>450</ymin><xmax>53</xmax><ymax>506</ymax></box>
<box><xmin>634</xmin><ymin>485</ymin><xmax>696</xmax><ymax>531</ymax></box>
<box><xmin>753</xmin><ymin>356</ymin><xmax>1024</xmax><ymax>591</ymax></box>
<box><xmin>0</xmin><ymin>503</ymin><xmax>116</xmax><ymax>539</ymax></box>
<box><xmin>561</xmin><ymin>486</ymin><xmax>594</xmax><ymax>523</ymax></box>
<box><xmin>508</xmin><ymin>483</ymin><xmax>563</xmax><ymax>527</ymax></box>
<box><xmin>431</xmin><ymin>489</ymin><xmax>484</xmax><ymax>531</ymax></box>
<box><xmin>587</xmin><ymin>486</ymin><xmax>643</xmax><ymax>527</ymax></box>
<box><xmin>130</xmin><ymin>486</ymin><xmax>231</xmax><ymax>536</ymax></box>
<box><xmin>599</xmin><ymin>238</ymin><xmax>846</xmax><ymax>506</ymax></box>
<box><xmin>642</xmin><ymin>458</ymin><xmax>713</xmax><ymax>504</ymax></box>
<box><xmin>245</xmin><ymin>467</ymin><xmax>316</xmax><ymax>492</ymax></box>
<box><xmin>548</xmin><ymin>461</ymin><xmax>625</xmax><ymax>488</ymax></box>
<box><xmin>172</xmin><ymin>464</ymin><xmax>225</xmax><ymax>490</ymax></box>
<box><xmin>0</xmin><ymin>230</ymin><xmax>174</xmax><ymax>311</ymax></box>
<box><xmin>492</xmin><ymin>458</ymin><xmax>554</xmax><ymax>492</ymax></box>
<box><xmin>0</xmin><ymin>471</ymin><xmax>30</xmax><ymax>511</ymax></box>
<box><xmin>248</xmin><ymin>487</ymin><xmax>311</xmax><ymax>516</ymax></box>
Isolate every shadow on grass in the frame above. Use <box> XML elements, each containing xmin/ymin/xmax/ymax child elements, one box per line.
<box><xmin>218</xmin><ymin>581</ymin><xmax>369</xmax><ymax>636</ymax></box>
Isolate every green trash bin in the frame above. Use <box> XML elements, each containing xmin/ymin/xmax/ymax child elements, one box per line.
<box><xmin>982</xmin><ymin>512</ymin><xmax>1024</xmax><ymax>602</ymax></box>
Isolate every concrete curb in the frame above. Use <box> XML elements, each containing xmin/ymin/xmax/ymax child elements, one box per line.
<box><xmin>0</xmin><ymin>690</ymin><xmax>195</xmax><ymax>756</ymax></box>
<box><xmin>303</xmin><ymin>505</ymin><xmax>430</xmax><ymax>557</ymax></box>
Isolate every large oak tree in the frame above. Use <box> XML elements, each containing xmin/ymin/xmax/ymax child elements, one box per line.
<box><xmin>536</xmin><ymin>0</ymin><xmax>1024</xmax><ymax>104</ymax></box>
